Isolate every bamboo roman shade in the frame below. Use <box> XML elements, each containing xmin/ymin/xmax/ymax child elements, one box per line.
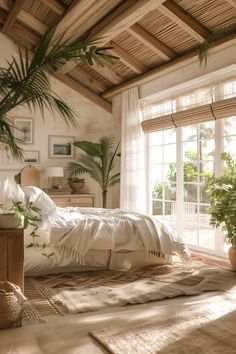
<box><xmin>141</xmin><ymin>96</ymin><xmax>236</xmax><ymax>133</ymax></box>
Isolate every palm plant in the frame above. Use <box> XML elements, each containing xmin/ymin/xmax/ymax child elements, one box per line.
<box><xmin>199</xmin><ymin>22</ymin><xmax>236</xmax><ymax>65</ymax></box>
<box><xmin>68</xmin><ymin>136</ymin><xmax>120</xmax><ymax>208</ymax></box>
<box><xmin>0</xmin><ymin>27</ymin><xmax>116</xmax><ymax>159</ymax></box>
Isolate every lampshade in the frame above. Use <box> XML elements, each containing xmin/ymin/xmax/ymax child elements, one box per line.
<box><xmin>45</xmin><ymin>167</ymin><xmax>64</xmax><ymax>177</ymax></box>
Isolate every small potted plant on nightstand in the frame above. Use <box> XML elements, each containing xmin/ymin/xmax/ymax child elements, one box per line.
<box><xmin>204</xmin><ymin>152</ymin><xmax>236</xmax><ymax>269</ymax></box>
<box><xmin>68</xmin><ymin>177</ymin><xmax>85</xmax><ymax>194</ymax></box>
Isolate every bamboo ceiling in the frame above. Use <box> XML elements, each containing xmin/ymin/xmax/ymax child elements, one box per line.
<box><xmin>0</xmin><ymin>0</ymin><xmax>236</xmax><ymax>113</ymax></box>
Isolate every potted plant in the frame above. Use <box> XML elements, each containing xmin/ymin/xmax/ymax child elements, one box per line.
<box><xmin>0</xmin><ymin>201</ymin><xmax>53</xmax><ymax>258</ymax></box>
<box><xmin>68</xmin><ymin>136</ymin><xmax>120</xmax><ymax>208</ymax></box>
<box><xmin>67</xmin><ymin>177</ymin><xmax>85</xmax><ymax>193</ymax></box>
<box><xmin>204</xmin><ymin>152</ymin><xmax>236</xmax><ymax>269</ymax></box>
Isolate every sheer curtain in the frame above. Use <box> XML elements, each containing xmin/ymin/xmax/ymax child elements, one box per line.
<box><xmin>119</xmin><ymin>87</ymin><xmax>147</xmax><ymax>213</ymax></box>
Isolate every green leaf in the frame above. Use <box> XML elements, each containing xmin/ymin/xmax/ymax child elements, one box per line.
<box><xmin>73</xmin><ymin>141</ymin><xmax>102</xmax><ymax>156</ymax></box>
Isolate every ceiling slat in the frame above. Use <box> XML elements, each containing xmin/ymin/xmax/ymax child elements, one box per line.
<box><xmin>127</xmin><ymin>23</ymin><xmax>177</xmax><ymax>60</ymax></box>
<box><xmin>159</xmin><ymin>0</ymin><xmax>210</xmax><ymax>43</ymax></box>
<box><xmin>109</xmin><ymin>41</ymin><xmax>147</xmax><ymax>74</ymax></box>
<box><xmin>39</xmin><ymin>0</ymin><xmax>66</xmax><ymax>16</ymax></box>
<box><xmin>91</xmin><ymin>62</ymin><xmax>123</xmax><ymax>85</ymax></box>
<box><xmin>2</xmin><ymin>0</ymin><xmax>26</xmax><ymax>32</ymax></box>
<box><xmin>103</xmin><ymin>33</ymin><xmax>236</xmax><ymax>98</ymax></box>
<box><xmin>225</xmin><ymin>0</ymin><xmax>236</xmax><ymax>9</ymax></box>
<box><xmin>70</xmin><ymin>66</ymin><xmax>108</xmax><ymax>92</ymax></box>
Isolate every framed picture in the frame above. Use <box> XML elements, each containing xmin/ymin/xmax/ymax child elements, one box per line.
<box><xmin>23</xmin><ymin>150</ymin><xmax>40</xmax><ymax>164</ymax></box>
<box><xmin>14</xmin><ymin>117</ymin><xmax>34</xmax><ymax>144</ymax></box>
<box><xmin>48</xmin><ymin>135</ymin><xmax>74</xmax><ymax>159</ymax></box>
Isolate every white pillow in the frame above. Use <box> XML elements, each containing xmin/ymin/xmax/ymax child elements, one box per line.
<box><xmin>22</xmin><ymin>186</ymin><xmax>56</xmax><ymax>216</ymax></box>
<box><xmin>0</xmin><ymin>178</ymin><xmax>25</xmax><ymax>205</ymax></box>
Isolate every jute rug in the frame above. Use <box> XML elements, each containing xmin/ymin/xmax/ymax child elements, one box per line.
<box><xmin>90</xmin><ymin>296</ymin><xmax>236</xmax><ymax>354</ymax></box>
<box><xmin>24</xmin><ymin>262</ymin><xmax>236</xmax><ymax>317</ymax></box>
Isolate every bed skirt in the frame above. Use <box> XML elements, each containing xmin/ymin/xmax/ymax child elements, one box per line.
<box><xmin>24</xmin><ymin>248</ymin><xmax>170</xmax><ymax>276</ymax></box>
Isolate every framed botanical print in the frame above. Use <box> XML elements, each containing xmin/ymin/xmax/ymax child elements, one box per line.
<box><xmin>48</xmin><ymin>135</ymin><xmax>74</xmax><ymax>159</ymax></box>
<box><xmin>14</xmin><ymin>117</ymin><xmax>34</xmax><ymax>144</ymax></box>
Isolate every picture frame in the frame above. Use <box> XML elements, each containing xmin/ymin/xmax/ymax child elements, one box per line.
<box><xmin>23</xmin><ymin>150</ymin><xmax>40</xmax><ymax>164</ymax></box>
<box><xmin>48</xmin><ymin>135</ymin><xmax>74</xmax><ymax>159</ymax></box>
<box><xmin>13</xmin><ymin>117</ymin><xmax>34</xmax><ymax>144</ymax></box>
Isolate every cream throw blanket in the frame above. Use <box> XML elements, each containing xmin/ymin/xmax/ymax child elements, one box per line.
<box><xmin>45</xmin><ymin>207</ymin><xmax>190</xmax><ymax>262</ymax></box>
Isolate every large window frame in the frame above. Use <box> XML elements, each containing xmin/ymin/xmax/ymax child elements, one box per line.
<box><xmin>146</xmin><ymin>119</ymin><xmax>233</xmax><ymax>258</ymax></box>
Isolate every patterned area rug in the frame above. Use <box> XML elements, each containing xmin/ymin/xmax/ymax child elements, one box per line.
<box><xmin>24</xmin><ymin>262</ymin><xmax>236</xmax><ymax>318</ymax></box>
<box><xmin>90</xmin><ymin>296</ymin><xmax>236</xmax><ymax>354</ymax></box>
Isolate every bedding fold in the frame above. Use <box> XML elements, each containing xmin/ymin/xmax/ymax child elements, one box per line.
<box><xmin>45</xmin><ymin>207</ymin><xmax>190</xmax><ymax>263</ymax></box>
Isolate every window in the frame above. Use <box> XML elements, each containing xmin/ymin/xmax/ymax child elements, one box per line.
<box><xmin>145</xmin><ymin>79</ymin><xmax>236</xmax><ymax>257</ymax></box>
<box><xmin>150</xmin><ymin>129</ymin><xmax>176</xmax><ymax>228</ymax></box>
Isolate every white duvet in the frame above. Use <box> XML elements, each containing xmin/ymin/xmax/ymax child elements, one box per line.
<box><xmin>44</xmin><ymin>207</ymin><xmax>190</xmax><ymax>263</ymax></box>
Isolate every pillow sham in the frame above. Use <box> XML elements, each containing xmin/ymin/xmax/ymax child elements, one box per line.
<box><xmin>22</xmin><ymin>186</ymin><xmax>56</xmax><ymax>216</ymax></box>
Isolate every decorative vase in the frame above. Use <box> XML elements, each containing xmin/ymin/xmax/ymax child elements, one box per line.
<box><xmin>0</xmin><ymin>213</ymin><xmax>20</xmax><ymax>229</ymax></box>
<box><xmin>228</xmin><ymin>246</ymin><xmax>236</xmax><ymax>270</ymax></box>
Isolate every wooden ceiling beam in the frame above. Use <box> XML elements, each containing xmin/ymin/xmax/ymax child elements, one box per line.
<box><xmin>103</xmin><ymin>33</ymin><xmax>236</xmax><ymax>98</ymax></box>
<box><xmin>11</xmin><ymin>22</ymin><xmax>41</xmax><ymax>45</ymax></box>
<box><xmin>88</xmin><ymin>0</ymin><xmax>166</xmax><ymax>46</ymax></box>
<box><xmin>0</xmin><ymin>7</ymin><xmax>7</xmax><ymax>23</ymax></box>
<box><xmin>225</xmin><ymin>0</ymin><xmax>236</xmax><ymax>9</ymax></box>
<box><xmin>2</xmin><ymin>0</ymin><xmax>26</xmax><ymax>33</ymax></box>
<box><xmin>16</xmin><ymin>42</ymin><xmax>112</xmax><ymax>113</ymax></box>
<box><xmin>18</xmin><ymin>10</ymin><xmax>48</xmax><ymax>35</ymax></box>
<box><xmin>55</xmin><ymin>73</ymin><xmax>112</xmax><ymax>113</ymax></box>
<box><xmin>57</xmin><ymin>0</ymin><xmax>165</xmax><ymax>77</ymax></box>
<box><xmin>0</xmin><ymin>0</ymin><xmax>12</xmax><ymax>12</ymax></box>
<box><xmin>127</xmin><ymin>23</ymin><xmax>177</xmax><ymax>60</ymax></box>
<box><xmin>70</xmin><ymin>66</ymin><xmax>108</xmax><ymax>92</ymax></box>
<box><xmin>91</xmin><ymin>62</ymin><xmax>123</xmax><ymax>85</ymax></box>
<box><xmin>39</xmin><ymin>0</ymin><xmax>66</xmax><ymax>16</ymax></box>
<box><xmin>50</xmin><ymin>0</ymin><xmax>119</xmax><ymax>44</ymax></box>
<box><xmin>55</xmin><ymin>0</ymin><xmax>122</xmax><ymax>45</ymax></box>
<box><xmin>159</xmin><ymin>0</ymin><xmax>210</xmax><ymax>43</ymax></box>
<box><xmin>109</xmin><ymin>41</ymin><xmax>147</xmax><ymax>74</ymax></box>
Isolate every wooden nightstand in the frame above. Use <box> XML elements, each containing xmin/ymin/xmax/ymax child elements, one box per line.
<box><xmin>0</xmin><ymin>228</ymin><xmax>24</xmax><ymax>292</ymax></box>
<box><xmin>49</xmin><ymin>193</ymin><xmax>95</xmax><ymax>207</ymax></box>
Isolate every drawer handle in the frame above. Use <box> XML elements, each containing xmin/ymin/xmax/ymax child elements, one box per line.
<box><xmin>67</xmin><ymin>198</ymin><xmax>71</xmax><ymax>202</ymax></box>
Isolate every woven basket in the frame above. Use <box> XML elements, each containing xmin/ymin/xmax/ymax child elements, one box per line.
<box><xmin>0</xmin><ymin>281</ymin><xmax>22</xmax><ymax>329</ymax></box>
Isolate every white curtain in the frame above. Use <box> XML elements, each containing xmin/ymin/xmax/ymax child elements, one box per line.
<box><xmin>119</xmin><ymin>87</ymin><xmax>147</xmax><ymax>213</ymax></box>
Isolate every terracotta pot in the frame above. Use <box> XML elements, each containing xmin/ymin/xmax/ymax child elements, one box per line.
<box><xmin>228</xmin><ymin>246</ymin><xmax>236</xmax><ymax>270</ymax></box>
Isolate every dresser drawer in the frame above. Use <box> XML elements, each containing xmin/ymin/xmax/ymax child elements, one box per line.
<box><xmin>49</xmin><ymin>194</ymin><xmax>95</xmax><ymax>207</ymax></box>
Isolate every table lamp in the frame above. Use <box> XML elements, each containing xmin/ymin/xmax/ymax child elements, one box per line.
<box><xmin>45</xmin><ymin>167</ymin><xmax>64</xmax><ymax>189</ymax></box>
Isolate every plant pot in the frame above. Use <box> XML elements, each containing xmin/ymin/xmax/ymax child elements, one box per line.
<box><xmin>228</xmin><ymin>246</ymin><xmax>236</xmax><ymax>270</ymax></box>
<box><xmin>69</xmin><ymin>181</ymin><xmax>85</xmax><ymax>193</ymax></box>
<box><xmin>0</xmin><ymin>213</ymin><xmax>20</xmax><ymax>229</ymax></box>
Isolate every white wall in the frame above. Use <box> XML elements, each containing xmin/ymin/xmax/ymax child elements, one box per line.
<box><xmin>139</xmin><ymin>42</ymin><xmax>236</xmax><ymax>100</ymax></box>
<box><xmin>0</xmin><ymin>33</ymin><xmax>118</xmax><ymax>208</ymax></box>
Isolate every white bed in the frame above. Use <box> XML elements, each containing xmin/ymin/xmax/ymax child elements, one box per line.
<box><xmin>21</xmin><ymin>186</ymin><xmax>190</xmax><ymax>276</ymax></box>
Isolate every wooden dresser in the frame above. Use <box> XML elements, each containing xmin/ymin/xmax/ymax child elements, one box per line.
<box><xmin>0</xmin><ymin>228</ymin><xmax>24</xmax><ymax>292</ymax></box>
<box><xmin>49</xmin><ymin>193</ymin><xmax>95</xmax><ymax>208</ymax></box>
